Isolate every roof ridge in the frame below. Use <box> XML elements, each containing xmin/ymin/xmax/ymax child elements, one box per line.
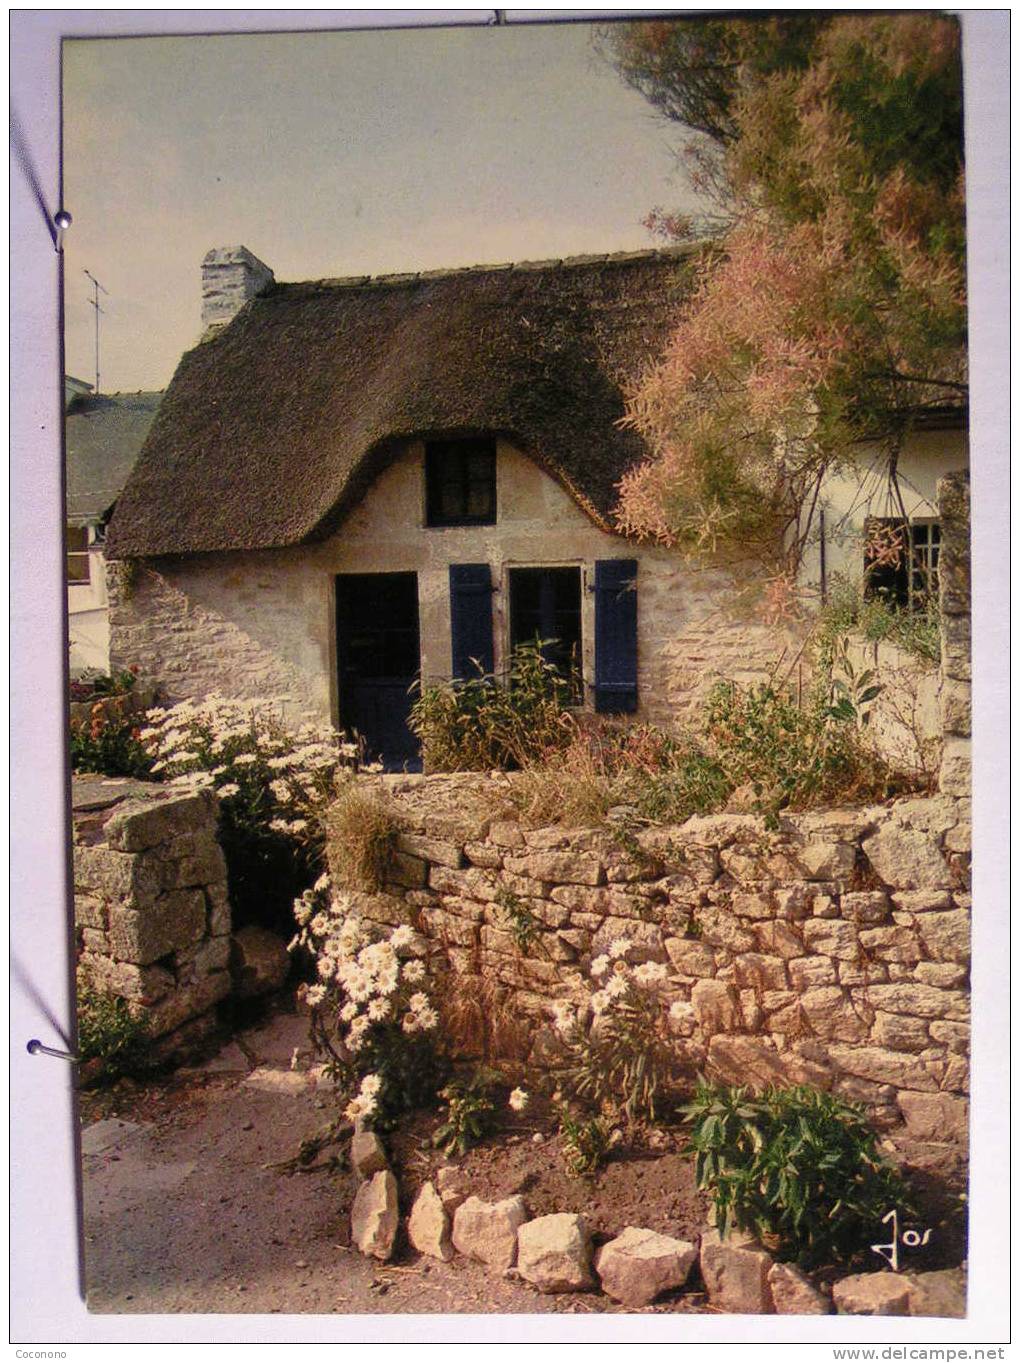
<box><xmin>274</xmin><ymin>242</ymin><xmax>703</xmax><ymax>294</ymax></box>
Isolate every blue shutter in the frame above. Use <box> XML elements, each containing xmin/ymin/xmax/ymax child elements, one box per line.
<box><xmin>594</xmin><ymin>559</ymin><xmax>638</xmax><ymax>714</ymax></box>
<box><xmin>449</xmin><ymin>564</ymin><xmax>494</xmax><ymax>680</ymax></box>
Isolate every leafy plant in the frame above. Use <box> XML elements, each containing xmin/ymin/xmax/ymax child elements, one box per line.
<box><xmin>557</xmin><ymin>1107</ymin><xmax>612</xmax><ymax>1179</ymax></box>
<box><xmin>816</xmin><ymin>576</ymin><xmax>941</xmax><ymax>668</ymax></box>
<box><xmin>410</xmin><ymin>641</ymin><xmax>575</xmax><ymax>772</ymax></box>
<box><xmin>69</xmin><ymin>704</ymin><xmax>154</xmax><ymax>779</ymax></box>
<box><xmin>432</xmin><ymin>1068</ymin><xmax>501</xmax><ymax>1156</ymax></box>
<box><xmin>556</xmin><ymin>949</ymin><xmax>681</xmax><ymax>1127</ymax></box>
<box><xmin>824</xmin><ymin>636</ymin><xmax>883</xmax><ymax>726</ymax></box>
<box><xmin>683</xmin><ymin>1082</ymin><xmax>914</xmax><ymax>1268</ymax></box>
<box><xmin>76</xmin><ymin>969</ymin><xmax>153</xmax><ymax>1080</ymax></box>
<box><xmin>494</xmin><ymin>887</ymin><xmax>541</xmax><ymax>955</ymax></box>
<box><xmin>293</xmin><ymin>878</ymin><xmax>447</xmax><ymax>1130</ymax></box>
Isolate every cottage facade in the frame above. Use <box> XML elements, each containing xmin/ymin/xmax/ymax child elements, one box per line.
<box><xmin>106</xmin><ymin>246</ymin><xmax>966</xmax><ymax>767</ymax></box>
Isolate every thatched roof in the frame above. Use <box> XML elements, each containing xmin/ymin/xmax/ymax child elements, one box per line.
<box><xmin>105</xmin><ymin>248</ymin><xmax>696</xmax><ymax>558</ymax></box>
<box><xmin>65</xmin><ymin>391</ymin><xmax>163</xmax><ymax>526</ymax></box>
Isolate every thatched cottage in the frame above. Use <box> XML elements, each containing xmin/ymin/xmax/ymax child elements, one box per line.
<box><xmin>105</xmin><ymin>246</ymin><xmax>967</xmax><ymax>767</ymax></box>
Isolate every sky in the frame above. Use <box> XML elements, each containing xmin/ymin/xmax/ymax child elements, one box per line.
<box><xmin>62</xmin><ymin>19</ymin><xmax>700</xmax><ymax>393</ymax></box>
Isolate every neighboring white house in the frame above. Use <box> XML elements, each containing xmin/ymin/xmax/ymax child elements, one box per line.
<box><xmin>65</xmin><ymin>381</ymin><xmax>162</xmax><ymax>674</ymax></box>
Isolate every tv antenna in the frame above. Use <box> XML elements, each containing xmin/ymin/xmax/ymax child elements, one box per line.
<box><xmin>83</xmin><ymin>268</ymin><xmax>108</xmax><ymax>394</ymax></box>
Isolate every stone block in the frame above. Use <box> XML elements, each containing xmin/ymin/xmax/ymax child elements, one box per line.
<box><xmin>107</xmin><ymin>889</ymin><xmax>206</xmax><ymax>965</ymax></box>
<box><xmin>858</xmin><ymin>926</ymin><xmax>923</xmax><ymax>964</ymax></box>
<box><xmin>77</xmin><ymin>952</ymin><xmax>174</xmax><ymax>1004</ymax></box>
<box><xmin>74</xmin><ymin>895</ymin><xmax>107</xmax><ymax>930</ymax></box>
<box><xmin>862</xmin><ymin>826</ymin><xmax>951</xmax><ymax>891</ymax></box>
<box><xmin>74</xmin><ymin>845</ymin><xmax>161</xmax><ymax>907</ymax></box>
<box><xmin>733</xmin><ymin>953</ymin><xmax>787</xmax><ymax>992</ymax></box>
<box><xmin>504</xmin><ymin>851</ymin><xmax>604</xmax><ymax>886</ymax></box>
<box><xmin>906</xmin><ymin>1268</ymin><xmax>966</xmax><ymax>1319</ymax></box>
<box><xmin>838</xmin><ymin>960</ymin><xmax>888</xmax><ymax>986</ymax></box>
<box><xmin>773</xmin><ymin>886</ymin><xmax>811</xmax><ymax>920</ymax></box>
<box><xmin>793</xmin><ymin>841</ymin><xmax>857</xmax><ymax>881</ymax></box>
<box><xmin>428</xmin><ymin>865</ymin><xmax>499</xmax><ymax>902</ymax></box>
<box><xmin>768</xmin><ymin>1261</ymin><xmax>830</xmax><ymax>1315</ymax></box>
<box><xmin>753</xmin><ymin>921</ymin><xmax>804</xmax><ymax>959</ymax></box>
<box><xmin>929</xmin><ymin>1020</ymin><xmax>969</xmax><ymax>1054</ymax></box>
<box><xmin>841</xmin><ymin>892</ymin><xmax>891</xmax><ymax>925</ymax></box>
<box><xmin>863</xmin><ymin>982</ymin><xmax>968</xmax><ymax>1021</ymax></box>
<box><xmin>192</xmin><ymin>933</ymin><xmax>231</xmax><ymax>976</ymax></box>
<box><xmin>812</xmin><ymin>894</ymin><xmax>839</xmax><ymax>919</ymax></box>
<box><xmin>939</xmin><ymin>680</ymin><xmax>972</xmax><ymax>736</ymax></box>
<box><xmin>897</xmin><ymin>1091</ymin><xmax>969</xmax><ymax>1144</ymax></box>
<box><xmin>872</xmin><ymin>1011</ymin><xmax>931</xmax><ymax>1053</ymax></box>
<box><xmin>488</xmin><ymin>821</ymin><xmax>525</xmax><ymax>848</ymax></box>
<box><xmin>788</xmin><ymin>956</ymin><xmax>837</xmax><ymax>990</ymax></box>
<box><xmin>832</xmin><ymin>1272</ymin><xmax>911</xmax><ymax>1316</ymax></box>
<box><xmin>800</xmin><ymin>987</ymin><xmax>869</xmax><ymax>1043</ymax></box>
<box><xmin>691</xmin><ymin>979</ymin><xmax>742</xmax><ymax>1033</ymax></box>
<box><xmin>696</xmin><ymin>908</ymin><xmax>755</xmax><ymax>953</ymax></box>
<box><xmin>708</xmin><ymin>1035</ymin><xmax>830</xmax><ymax>1091</ymax></box>
<box><xmin>595</xmin><ymin>1227</ymin><xmax>697</xmax><ymax>1308</ymax></box>
<box><xmin>730</xmin><ymin>891</ymin><xmax>773</xmax><ymax>920</ymax></box>
<box><xmin>434</xmin><ymin>1165</ymin><xmax>470</xmax><ymax>1214</ymax></box>
<box><xmin>452</xmin><ymin>1196</ymin><xmax>529</xmax><ymax>1271</ymax></box>
<box><xmin>828</xmin><ymin>1045</ymin><xmax>941</xmax><ymax>1092</ymax></box>
<box><xmin>802</xmin><ymin>919</ymin><xmax>859</xmax><ymax>961</ymax></box>
<box><xmin>664</xmin><ymin>938</ymin><xmax>716</xmax><ymax>977</ymax></box>
<box><xmin>207</xmin><ymin>883</ymin><xmax>232</xmax><ymax>936</ymax></box>
<box><xmin>700</xmin><ymin>1229</ymin><xmax>773</xmax><ymax>1314</ymax></box>
<box><xmin>105</xmin><ymin>789</ymin><xmax>218</xmax><ymax>853</ymax></box>
<box><xmin>464</xmin><ymin>842</ymin><xmax>503</xmax><ymax>869</ymax></box>
<box><xmin>388</xmin><ymin>852</ymin><xmax>429</xmax><ymax>889</ymax></box>
<box><xmin>408</xmin><ymin>1181</ymin><xmax>453</xmax><ymax>1260</ymax></box>
<box><xmin>351</xmin><ymin>1129</ymin><xmax>390</xmax><ymax>1180</ymax></box>
<box><xmin>914</xmin><ymin>962</ymin><xmax>968</xmax><ymax>989</ymax></box>
<box><xmin>938</xmin><ymin>738</ymin><xmax>971</xmax><ymax>798</ymax></box>
<box><xmin>231</xmin><ymin>925</ymin><xmax>290</xmax><ymax>998</ymax></box>
<box><xmin>396</xmin><ymin>832</ymin><xmax>464</xmax><ymax>869</ymax></box>
<box><xmin>517</xmin><ymin>1213</ymin><xmax>594</xmax><ymax>1293</ymax></box>
<box><xmin>351</xmin><ymin>1170</ymin><xmax>399</xmax><ymax>1261</ymax></box>
<box><xmin>914</xmin><ymin>910</ymin><xmax>970</xmax><ymax>965</ymax></box>
<box><xmin>891</xmin><ymin>890</ymin><xmax>953</xmax><ymax>913</ymax></box>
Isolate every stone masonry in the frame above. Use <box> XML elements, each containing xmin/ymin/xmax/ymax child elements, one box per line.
<box><xmin>73</xmin><ymin>776</ymin><xmax>232</xmax><ymax>1040</ymax></box>
<box><xmin>937</xmin><ymin>471</ymin><xmax>971</xmax><ymax>798</ymax></box>
<box><xmin>341</xmin><ymin>775</ymin><xmax>970</xmax><ymax>1148</ymax></box>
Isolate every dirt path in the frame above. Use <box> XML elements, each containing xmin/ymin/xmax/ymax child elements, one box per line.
<box><xmin>80</xmin><ymin>1007</ymin><xmax>697</xmax><ymax>1318</ymax></box>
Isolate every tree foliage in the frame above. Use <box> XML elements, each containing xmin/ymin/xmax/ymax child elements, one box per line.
<box><xmin>601</xmin><ymin>15</ymin><xmax>967</xmax><ymax>571</ymax></box>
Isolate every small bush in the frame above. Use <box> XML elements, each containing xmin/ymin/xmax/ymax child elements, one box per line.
<box><xmin>76</xmin><ymin>970</ymin><xmax>152</xmax><ymax>1079</ymax></box>
<box><xmin>558</xmin><ymin>1107</ymin><xmax>612</xmax><ymax>1179</ymax></box>
<box><xmin>325</xmin><ymin>783</ymin><xmax>400</xmax><ymax>892</ymax></box>
<box><xmin>293</xmin><ymin>878</ymin><xmax>447</xmax><ymax>1129</ymax></box>
<box><xmin>69</xmin><ymin>704</ymin><xmax>154</xmax><ymax>779</ymax></box>
<box><xmin>433</xmin><ymin>1068</ymin><xmax>501</xmax><ymax>1156</ymax></box>
<box><xmin>139</xmin><ymin>694</ymin><xmax>362</xmax><ymax>933</ymax></box>
<box><xmin>684</xmin><ymin>1082</ymin><xmax>913</xmax><ymax>1268</ymax></box>
<box><xmin>554</xmin><ymin>941</ymin><xmax>686</xmax><ymax>1127</ymax></box>
<box><xmin>410</xmin><ymin>642</ymin><xmax>575</xmax><ymax>772</ymax></box>
<box><xmin>816</xmin><ymin>576</ymin><xmax>941</xmax><ymax>667</ymax></box>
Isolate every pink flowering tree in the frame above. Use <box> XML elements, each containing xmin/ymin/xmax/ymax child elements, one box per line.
<box><xmin>605</xmin><ymin>15</ymin><xmax>967</xmax><ymax>584</ymax></box>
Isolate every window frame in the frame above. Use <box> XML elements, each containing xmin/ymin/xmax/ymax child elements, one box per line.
<box><xmin>66</xmin><ymin>523</ymin><xmax>91</xmax><ymax>586</ymax></box>
<box><xmin>424</xmin><ymin>438</ymin><xmax>497</xmax><ymax>528</ymax></box>
<box><xmin>863</xmin><ymin>515</ymin><xmax>941</xmax><ymax>612</ymax></box>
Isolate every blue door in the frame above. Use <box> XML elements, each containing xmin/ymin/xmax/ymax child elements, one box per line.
<box><xmin>336</xmin><ymin>572</ymin><xmax>421</xmax><ymax>770</ymax></box>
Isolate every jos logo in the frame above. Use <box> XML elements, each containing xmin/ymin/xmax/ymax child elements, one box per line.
<box><xmin>870</xmin><ymin>1208</ymin><xmax>933</xmax><ymax>1273</ymax></box>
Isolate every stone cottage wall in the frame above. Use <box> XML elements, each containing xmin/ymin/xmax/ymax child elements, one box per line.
<box><xmin>345</xmin><ymin>776</ymin><xmax>970</xmax><ymax>1148</ymax></box>
<box><xmin>937</xmin><ymin>472</ymin><xmax>971</xmax><ymax>798</ymax></box>
<box><xmin>73</xmin><ymin>778</ymin><xmax>232</xmax><ymax>1041</ymax></box>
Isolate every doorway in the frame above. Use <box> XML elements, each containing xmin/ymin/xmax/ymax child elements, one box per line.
<box><xmin>335</xmin><ymin>572</ymin><xmax>421</xmax><ymax>770</ymax></box>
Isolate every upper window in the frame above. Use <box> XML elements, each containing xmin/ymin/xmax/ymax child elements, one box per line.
<box><xmin>864</xmin><ymin>517</ymin><xmax>940</xmax><ymax>611</ymax></box>
<box><xmin>67</xmin><ymin>524</ymin><xmax>90</xmax><ymax>585</ymax></box>
<box><xmin>425</xmin><ymin>439</ymin><xmax>496</xmax><ymax>527</ymax></box>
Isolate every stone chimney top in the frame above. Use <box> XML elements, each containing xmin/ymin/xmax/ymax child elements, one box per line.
<box><xmin>201</xmin><ymin>246</ymin><xmax>275</xmax><ymax>336</ymax></box>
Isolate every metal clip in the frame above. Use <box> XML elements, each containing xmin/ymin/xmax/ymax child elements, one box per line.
<box><xmin>26</xmin><ymin>1039</ymin><xmax>79</xmax><ymax>1063</ymax></box>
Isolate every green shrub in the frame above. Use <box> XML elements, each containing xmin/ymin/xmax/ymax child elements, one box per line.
<box><xmin>557</xmin><ymin>1107</ymin><xmax>612</xmax><ymax>1178</ymax></box>
<box><xmin>69</xmin><ymin>704</ymin><xmax>154</xmax><ymax>779</ymax></box>
<box><xmin>77</xmin><ymin>970</ymin><xmax>152</xmax><ymax>1079</ymax></box>
<box><xmin>293</xmin><ymin>878</ymin><xmax>448</xmax><ymax>1130</ymax></box>
<box><xmin>816</xmin><ymin>576</ymin><xmax>940</xmax><ymax>667</ymax></box>
<box><xmin>433</xmin><ymin>1068</ymin><xmax>501</xmax><ymax>1155</ymax></box>
<box><xmin>140</xmin><ymin>695</ymin><xmax>359</xmax><ymax>934</ymax></box>
<box><xmin>410</xmin><ymin>642</ymin><xmax>574</xmax><ymax>771</ymax></box>
<box><xmin>684</xmin><ymin>1082</ymin><xmax>913</xmax><ymax>1268</ymax></box>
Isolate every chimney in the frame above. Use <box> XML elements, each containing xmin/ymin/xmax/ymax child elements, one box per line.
<box><xmin>200</xmin><ymin>245</ymin><xmax>275</xmax><ymax>336</ymax></box>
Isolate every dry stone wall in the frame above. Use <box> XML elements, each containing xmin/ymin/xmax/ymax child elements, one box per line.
<box><xmin>72</xmin><ymin>776</ymin><xmax>232</xmax><ymax>1041</ymax></box>
<box><xmin>348</xmin><ymin>775</ymin><xmax>971</xmax><ymax>1147</ymax></box>
<box><xmin>936</xmin><ymin>471</ymin><xmax>971</xmax><ymax>798</ymax></box>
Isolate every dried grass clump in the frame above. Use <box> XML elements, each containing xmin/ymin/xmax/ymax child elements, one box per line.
<box><xmin>325</xmin><ymin>782</ymin><xmax>400</xmax><ymax>891</ymax></box>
